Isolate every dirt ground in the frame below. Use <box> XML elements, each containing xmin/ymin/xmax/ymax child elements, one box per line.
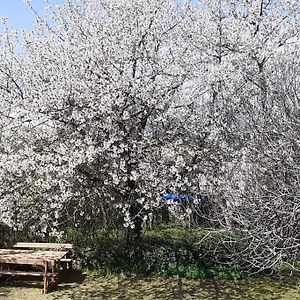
<box><xmin>0</xmin><ymin>272</ymin><xmax>300</xmax><ymax>300</ymax></box>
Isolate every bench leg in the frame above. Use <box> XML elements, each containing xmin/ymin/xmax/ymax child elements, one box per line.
<box><xmin>43</xmin><ymin>262</ymin><xmax>48</xmax><ymax>294</ymax></box>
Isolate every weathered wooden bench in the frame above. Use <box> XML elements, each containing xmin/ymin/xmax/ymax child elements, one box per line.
<box><xmin>13</xmin><ymin>242</ymin><xmax>73</xmax><ymax>270</ymax></box>
<box><xmin>0</xmin><ymin>242</ymin><xmax>73</xmax><ymax>293</ymax></box>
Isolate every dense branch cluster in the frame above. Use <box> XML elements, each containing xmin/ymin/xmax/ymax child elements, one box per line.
<box><xmin>0</xmin><ymin>0</ymin><xmax>299</xmax><ymax>272</ymax></box>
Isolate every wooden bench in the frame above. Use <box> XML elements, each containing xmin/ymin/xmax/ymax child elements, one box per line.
<box><xmin>13</xmin><ymin>242</ymin><xmax>73</xmax><ymax>270</ymax></box>
<box><xmin>0</xmin><ymin>242</ymin><xmax>73</xmax><ymax>293</ymax></box>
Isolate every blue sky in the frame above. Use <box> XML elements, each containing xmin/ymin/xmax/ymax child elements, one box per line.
<box><xmin>0</xmin><ymin>0</ymin><xmax>63</xmax><ymax>32</ymax></box>
<box><xmin>0</xmin><ymin>0</ymin><xmax>188</xmax><ymax>33</ymax></box>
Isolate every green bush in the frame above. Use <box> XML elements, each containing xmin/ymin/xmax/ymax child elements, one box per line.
<box><xmin>0</xmin><ymin>223</ymin><xmax>14</xmax><ymax>248</ymax></box>
<box><xmin>185</xmin><ymin>265</ymin><xmax>202</xmax><ymax>279</ymax></box>
<box><xmin>64</xmin><ymin>223</ymin><xmax>243</xmax><ymax>279</ymax></box>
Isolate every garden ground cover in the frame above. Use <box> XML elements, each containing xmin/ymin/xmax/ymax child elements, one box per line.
<box><xmin>0</xmin><ymin>272</ymin><xmax>299</xmax><ymax>300</ymax></box>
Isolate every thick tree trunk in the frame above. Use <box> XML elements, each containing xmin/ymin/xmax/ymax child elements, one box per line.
<box><xmin>128</xmin><ymin>201</ymin><xmax>143</xmax><ymax>241</ymax></box>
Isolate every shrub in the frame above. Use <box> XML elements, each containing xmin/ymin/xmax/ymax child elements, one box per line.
<box><xmin>65</xmin><ymin>223</ymin><xmax>242</xmax><ymax>279</ymax></box>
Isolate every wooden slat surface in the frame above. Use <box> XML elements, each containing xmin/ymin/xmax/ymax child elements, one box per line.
<box><xmin>0</xmin><ymin>249</ymin><xmax>68</xmax><ymax>265</ymax></box>
<box><xmin>13</xmin><ymin>242</ymin><xmax>73</xmax><ymax>250</ymax></box>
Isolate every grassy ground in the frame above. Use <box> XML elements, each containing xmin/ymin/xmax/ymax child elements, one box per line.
<box><xmin>0</xmin><ymin>272</ymin><xmax>299</xmax><ymax>300</ymax></box>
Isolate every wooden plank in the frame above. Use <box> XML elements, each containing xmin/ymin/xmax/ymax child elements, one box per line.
<box><xmin>0</xmin><ymin>257</ymin><xmax>46</xmax><ymax>265</ymax></box>
<box><xmin>13</xmin><ymin>243</ymin><xmax>73</xmax><ymax>250</ymax></box>
<box><xmin>60</xmin><ymin>258</ymin><xmax>72</xmax><ymax>262</ymax></box>
<box><xmin>0</xmin><ymin>270</ymin><xmax>44</xmax><ymax>276</ymax></box>
<box><xmin>0</xmin><ymin>270</ymin><xmax>57</xmax><ymax>277</ymax></box>
<box><xmin>0</xmin><ymin>250</ymin><xmax>69</xmax><ymax>265</ymax></box>
<box><xmin>0</xmin><ymin>271</ymin><xmax>57</xmax><ymax>278</ymax></box>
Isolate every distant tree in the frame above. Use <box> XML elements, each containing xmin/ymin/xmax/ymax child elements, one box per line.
<box><xmin>186</xmin><ymin>0</ymin><xmax>300</xmax><ymax>271</ymax></box>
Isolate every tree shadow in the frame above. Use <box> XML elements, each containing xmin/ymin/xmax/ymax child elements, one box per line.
<box><xmin>60</xmin><ymin>269</ymin><xmax>86</xmax><ymax>284</ymax></box>
<box><xmin>68</xmin><ymin>275</ymin><xmax>300</xmax><ymax>300</ymax></box>
<box><xmin>1</xmin><ymin>273</ymin><xmax>299</xmax><ymax>299</ymax></box>
<box><xmin>0</xmin><ymin>270</ymin><xmax>86</xmax><ymax>299</ymax></box>
<box><xmin>49</xmin><ymin>270</ymin><xmax>86</xmax><ymax>299</ymax></box>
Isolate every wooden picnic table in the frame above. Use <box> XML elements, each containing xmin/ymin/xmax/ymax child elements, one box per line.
<box><xmin>0</xmin><ymin>248</ymin><xmax>69</xmax><ymax>293</ymax></box>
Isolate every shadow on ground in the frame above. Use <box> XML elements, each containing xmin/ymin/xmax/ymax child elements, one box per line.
<box><xmin>0</xmin><ymin>270</ymin><xmax>85</xmax><ymax>300</ymax></box>
<box><xmin>0</xmin><ymin>272</ymin><xmax>299</xmax><ymax>300</ymax></box>
<box><xmin>71</xmin><ymin>274</ymin><xmax>300</xmax><ymax>300</ymax></box>
<box><xmin>50</xmin><ymin>270</ymin><xmax>86</xmax><ymax>300</ymax></box>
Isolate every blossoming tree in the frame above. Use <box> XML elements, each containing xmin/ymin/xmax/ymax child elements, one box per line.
<box><xmin>0</xmin><ymin>0</ymin><xmax>300</xmax><ymax>271</ymax></box>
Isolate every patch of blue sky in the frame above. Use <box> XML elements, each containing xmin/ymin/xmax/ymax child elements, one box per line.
<box><xmin>0</xmin><ymin>0</ymin><xmax>63</xmax><ymax>33</ymax></box>
<box><xmin>0</xmin><ymin>0</ymin><xmax>195</xmax><ymax>33</ymax></box>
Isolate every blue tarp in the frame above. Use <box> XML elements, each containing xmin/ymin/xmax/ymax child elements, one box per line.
<box><xmin>162</xmin><ymin>193</ymin><xmax>208</xmax><ymax>204</ymax></box>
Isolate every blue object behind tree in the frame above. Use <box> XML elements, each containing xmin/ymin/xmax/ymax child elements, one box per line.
<box><xmin>162</xmin><ymin>193</ymin><xmax>208</xmax><ymax>204</ymax></box>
